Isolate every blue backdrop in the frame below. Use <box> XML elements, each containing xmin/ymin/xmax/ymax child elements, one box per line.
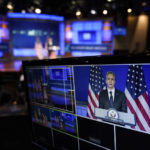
<box><xmin>10</xmin><ymin>20</ymin><xmax>59</xmax><ymax>48</ymax></box>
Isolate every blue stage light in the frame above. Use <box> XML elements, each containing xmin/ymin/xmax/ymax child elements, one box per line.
<box><xmin>7</xmin><ymin>12</ymin><xmax>64</xmax><ymax>21</ymax></box>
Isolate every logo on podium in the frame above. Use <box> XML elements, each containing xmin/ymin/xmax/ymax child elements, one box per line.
<box><xmin>107</xmin><ymin>108</ymin><xmax>119</xmax><ymax>119</ymax></box>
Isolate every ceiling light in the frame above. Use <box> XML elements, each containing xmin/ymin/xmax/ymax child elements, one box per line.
<box><xmin>103</xmin><ymin>9</ymin><xmax>108</xmax><ymax>15</ymax></box>
<box><xmin>35</xmin><ymin>8</ymin><xmax>41</xmax><ymax>14</ymax></box>
<box><xmin>7</xmin><ymin>2</ymin><xmax>13</xmax><ymax>10</ymax></box>
<box><xmin>33</xmin><ymin>0</ymin><xmax>40</xmax><ymax>5</ymax></box>
<box><xmin>21</xmin><ymin>10</ymin><xmax>26</xmax><ymax>13</ymax></box>
<box><xmin>72</xmin><ymin>0</ymin><xmax>76</xmax><ymax>5</ymax></box>
<box><xmin>90</xmin><ymin>9</ymin><xmax>97</xmax><ymax>15</ymax></box>
<box><xmin>76</xmin><ymin>10</ymin><xmax>81</xmax><ymax>16</ymax></box>
<box><xmin>127</xmin><ymin>8</ymin><xmax>132</xmax><ymax>13</ymax></box>
<box><xmin>141</xmin><ymin>2</ymin><xmax>147</xmax><ymax>7</ymax></box>
<box><xmin>107</xmin><ymin>0</ymin><xmax>112</xmax><ymax>2</ymax></box>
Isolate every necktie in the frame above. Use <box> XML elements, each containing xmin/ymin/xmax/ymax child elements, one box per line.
<box><xmin>109</xmin><ymin>91</ymin><xmax>113</xmax><ymax>107</ymax></box>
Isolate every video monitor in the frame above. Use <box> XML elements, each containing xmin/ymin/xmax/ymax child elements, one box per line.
<box><xmin>114</xmin><ymin>27</ymin><xmax>127</xmax><ymax>36</ymax></box>
<box><xmin>23</xmin><ymin>54</ymin><xmax>150</xmax><ymax>150</ymax></box>
<box><xmin>65</xmin><ymin>20</ymin><xmax>114</xmax><ymax>56</ymax></box>
<box><xmin>8</xmin><ymin>12</ymin><xmax>64</xmax><ymax>59</ymax></box>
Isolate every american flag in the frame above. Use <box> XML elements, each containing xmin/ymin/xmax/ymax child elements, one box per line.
<box><xmin>125</xmin><ymin>65</ymin><xmax>150</xmax><ymax>132</ymax></box>
<box><xmin>87</xmin><ymin>66</ymin><xmax>106</xmax><ymax>119</ymax></box>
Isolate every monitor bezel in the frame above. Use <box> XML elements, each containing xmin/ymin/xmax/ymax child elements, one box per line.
<box><xmin>23</xmin><ymin>54</ymin><xmax>150</xmax><ymax>149</ymax></box>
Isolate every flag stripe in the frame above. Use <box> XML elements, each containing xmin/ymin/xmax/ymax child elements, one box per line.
<box><xmin>126</xmin><ymin>100</ymin><xmax>140</xmax><ymax>130</ymax></box>
<box><xmin>88</xmin><ymin>95</ymin><xmax>95</xmax><ymax>116</ymax></box>
<box><xmin>88</xmin><ymin>92</ymin><xmax>97</xmax><ymax>109</ymax></box>
<box><xmin>126</xmin><ymin>98</ymin><xmax>146</xmax><ymax>131</ymax></box>
<box><xmin>125</xmin><ymin>88</ymin><xmax>147</xmax><ymax>131</ymax></box>
<box><xmin>87</xmin><ymin>66</ymin><xmax>105</xmax><ymax>119</ymax></box>
<box><xmin>143</xmin><ymin>92</ymin><xmax>149</xmax><ymax>105</ymax></box>
<box><xmin>88</xmin><ymin>85</ymin><xmax>98</xmax><ymax>118</ymax></box>
<box><xmin>139</xmin><ymin>94</ymin><xmax>150</xmax><ymax>114</ymax></box>
<box><xmin>126</xmin><ymin>108</ymin><xmax>140</xmax><ymax>130</ymax></box>
<box><xmin>136</xmin><ymin>96</ymin><xmax>150</xmax><ymax>127</ymax></box>
<box><xmin>96</xmin><ymin>94</ymin><xmax>99</xmax><ymax>101</ymax></box>
<box><xmin>89</xmin><ymin>85</ymin><xmax>99</xmax><ymax>107</ymax></box>
<box><xmin>87</xmin><ymin>105</ymin><xmax>93</xmax><ymax>118</ymax></box>
<box><xmin>126</xmin><ymin>88</ymin><xmax>150</xmax><ymax>131</ymax></box>
<box><xmin>125</xmin><ymin>65</ymin><xmax>150</xmax><ymax>133</ymax></box>
<box><xmin>87</xmin><ymin>100</ymin><xmax>95</xmax><ymax>119</ymax></box>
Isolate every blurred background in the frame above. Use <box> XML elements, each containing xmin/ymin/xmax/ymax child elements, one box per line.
<box><xmin>0</xmin><ymin>0</ymin><xmax>150</xmax><ymax>149</ymax></box>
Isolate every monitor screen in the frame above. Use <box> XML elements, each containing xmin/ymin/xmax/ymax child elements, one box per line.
<box><xmin>65</xmin><ymin>21</ymin><xmax>114</xmax><ymax>56</ymax></box>
<box><xmin>114</xmin><ymin>27</ymin><xmax>127</xmax><ymax>36</ymax></box>
<box><xmin>23</xmin><ymin>55</ymin><xmax>150</xmax><ymax>150</ymax></box>
<box><xmin>8</xmin><ymin>13</ymin><xmax>64</xmax><ymax>58</ymax></box>
<box><xmin>78</xmin><ymin>31</ymin><xmax>96</xmax><ymax>42</ymax></box>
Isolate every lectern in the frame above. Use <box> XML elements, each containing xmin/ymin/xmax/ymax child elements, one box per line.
<box><xmin>95</xmin><ymin>108</ymin><xmax>136</xmax><ymax>126</ymax></box>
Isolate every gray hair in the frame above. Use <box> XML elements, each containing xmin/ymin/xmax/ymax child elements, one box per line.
<box><xmin>106</xmin><ymin>71</ymin><xmax>116</xmax><ymax>80</ymax></box>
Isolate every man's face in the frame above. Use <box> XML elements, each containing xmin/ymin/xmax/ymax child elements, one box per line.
<box><xmin>106</xmin><ymin>74</ymin><xmax>115</xmax><ymax>89</ymax></box>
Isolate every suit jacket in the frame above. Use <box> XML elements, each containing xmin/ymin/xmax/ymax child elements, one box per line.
<box><xmin>99</xmin><ymin>89</ymin><xmax>127</xmax><ymax>112</ymax></box>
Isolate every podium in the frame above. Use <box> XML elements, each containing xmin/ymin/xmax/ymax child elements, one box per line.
<box><xmin>95</xmin><ymin>108</ymin><xmax>136</xmax><ymax>126</ymax></box>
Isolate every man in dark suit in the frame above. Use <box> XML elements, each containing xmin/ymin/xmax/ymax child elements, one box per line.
<box><xmin>99</xmin><ymin>71</ymin><xmax>127</xmax><ymax>112</ymax></box>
